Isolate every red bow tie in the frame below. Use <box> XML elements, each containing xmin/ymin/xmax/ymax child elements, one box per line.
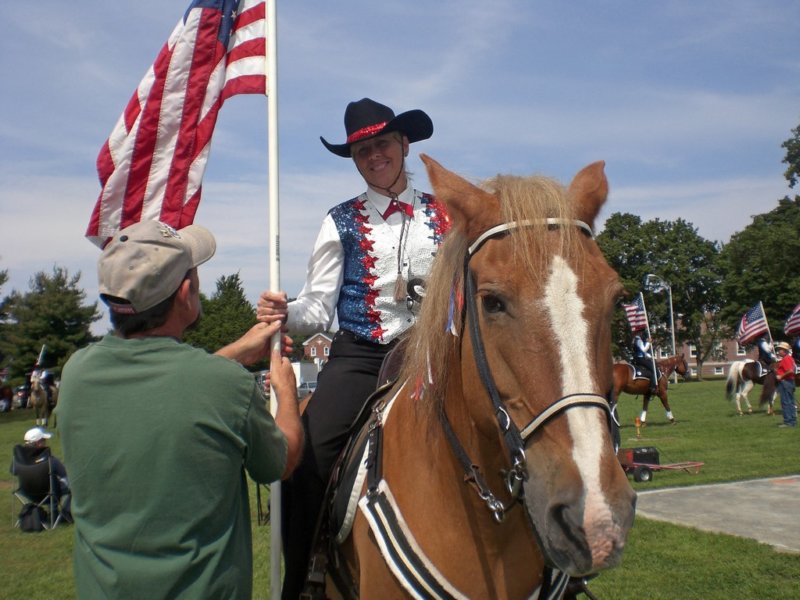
<box><xmin>382</xmin><ymin>198</ymin><xmax>414</xmax><ymax>220</ymax></box>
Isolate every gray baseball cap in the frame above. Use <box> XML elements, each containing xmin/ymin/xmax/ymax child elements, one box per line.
<box><xmin>98</xmin><ymin>221</ymin><xmax>216</xmax><ymax>314</ymax></box>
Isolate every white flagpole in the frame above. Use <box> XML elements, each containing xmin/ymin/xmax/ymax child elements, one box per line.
<box><xmin>35</xmin><ymin>345</ymin><xmax>47</xmax><ymax>367</ymax></box>
<box><xmin>266</xmin><ymin>0</ymin><xmax>282</xmax><ymax>596</ymax></box>
<box><xmin>760</xmin><ymin>301</ymin><xmax>774</xmax><ymax>346</ymax></box>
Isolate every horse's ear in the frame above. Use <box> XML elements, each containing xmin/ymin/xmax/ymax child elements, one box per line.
<box><xmin>568</xmin><ymin>161</ymin><xmax>608</xmax><ymax>229</ymax></box>
<box><xmin>421</xmin><ymin>154</ymin><xmax>499</xmax><ymax>241</ymax></box>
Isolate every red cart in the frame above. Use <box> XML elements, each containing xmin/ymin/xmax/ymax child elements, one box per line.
<box><xmin>617</xmin><ymin>447</ymin><xmax>704</xmax><ymax>483</ymax></box>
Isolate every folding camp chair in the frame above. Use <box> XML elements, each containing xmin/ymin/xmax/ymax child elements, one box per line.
<box><xmin>10</xmin><ymin>444</ymin><xmax>65</xmax><ymax>530</ymax></box>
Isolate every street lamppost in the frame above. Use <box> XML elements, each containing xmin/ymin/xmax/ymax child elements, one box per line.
<box><xmin>644</xmin><ymin>274</ymin><xmax>678</xmax><ymax>383</ymax></box>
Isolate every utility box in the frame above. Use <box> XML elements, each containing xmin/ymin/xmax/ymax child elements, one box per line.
<box><xmin>618</xmin><ymin>447</ymin><xmax>660</xmax><ymax>466</ymax></box>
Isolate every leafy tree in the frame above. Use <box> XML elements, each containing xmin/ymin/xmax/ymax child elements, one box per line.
<box><xmin>0</xmin><ymin>267</ymin><xmax>100</xmax><ymax>383</ymax></box>
<box><xmin>716</xmin><ymin>122</ymin><xmax>800</xmax><ymax>344</ymax></box>
<box><xmin>183</xmin><ymin>273</ymin><xmax>267</xmax><ymax>370</ymax></box>
<box><xmin>781</xmin><ymin>123</ymin><xmax>800</xmax><ymax>189</ymax></box>
<box><xmin>717</xmin><ymin>197</ymin><xmax>800</xmax><ymax>337</ymax></box>
<box><xmin>597</xmin><ymin>213</ymin><xmax>722</xmax><ymax>377</ymax></box>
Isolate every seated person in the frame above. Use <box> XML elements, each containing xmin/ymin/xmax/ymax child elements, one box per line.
<box><xmin>11</xmin><ymin>427</ymin><xmax>71</xmax><ymax>522</ymax></box>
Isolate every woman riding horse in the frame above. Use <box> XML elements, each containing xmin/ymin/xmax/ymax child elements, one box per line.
<box><xmin>612</xmin><ymin>354</ymin><xmax>689</xmax><ymax>425</ymax></box>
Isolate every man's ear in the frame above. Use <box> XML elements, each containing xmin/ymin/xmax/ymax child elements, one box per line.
<box><xmin>176</xmin><ymin>278</ymin><xmax>193</xmax><ymax>306</ymax></box>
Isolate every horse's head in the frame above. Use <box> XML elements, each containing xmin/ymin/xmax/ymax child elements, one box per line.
<box><xmin>676</xmin><ymin>353</ymin><xmax>689</xmax><ymax>378</ymax></box>
<box><xmin>408</xmin><ymin>155</ymin><xmax>635</xmax><ymax>576</ymax></box>
<box><xmin>30</xmin><ymin>373</ymin><xmax>44</xmax><ymax>393</ymax></box>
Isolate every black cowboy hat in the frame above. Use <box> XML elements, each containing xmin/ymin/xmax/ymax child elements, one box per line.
<box><xmin>320</xmin><ymin>98</ymin><xmax>433</xmax><ymax>158</ymax></box>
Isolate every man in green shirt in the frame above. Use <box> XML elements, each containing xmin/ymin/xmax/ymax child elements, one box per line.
<box><xmin>59</xmin><ymin>220</ymin><xmax>303</xmax><ymax>599</ymax></box>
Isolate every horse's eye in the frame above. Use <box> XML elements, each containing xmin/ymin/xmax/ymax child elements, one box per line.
<box><xmin>482</xmin><ymin>294</ymin><xmax>505</xmax><ymax>314</ymax></box>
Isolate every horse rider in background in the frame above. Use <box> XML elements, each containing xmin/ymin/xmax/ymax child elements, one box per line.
<box><xmin>30</xmin><ymin>367</ymin><xmax>55</xmax><ymax>410</ymax></box>
<box><xmin>632</xmin><ymin>332</ymin><xmax>658</xmax><ymax>394</ymax></box>
<box><xmin>756</xmin><ymin>337</ymin><xmax>777</xmax><ymax>372</ymax></box>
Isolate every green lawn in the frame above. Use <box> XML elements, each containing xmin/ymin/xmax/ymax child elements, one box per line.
<box><xmin>1</xmin><ymin>378</ymin><xmax>798</xmax><ymax>599</ymax></box>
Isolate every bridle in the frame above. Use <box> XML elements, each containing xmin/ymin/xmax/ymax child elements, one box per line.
<box><xmin>440</xmin><ymin>218</ymin><xmax>612</xmax><ymax>523</ymax></box>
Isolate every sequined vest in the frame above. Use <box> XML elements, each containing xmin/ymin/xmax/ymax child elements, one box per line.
<box><xmin>328</xmin><ymin>190</ymin><xmax>449</xmax><ymax>344</ymax></box>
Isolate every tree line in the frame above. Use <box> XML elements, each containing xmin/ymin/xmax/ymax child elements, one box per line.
<box><xmin>2</xmin><ymin>124</ymin><xmax>799</xmax><ymax>385</ymax></box>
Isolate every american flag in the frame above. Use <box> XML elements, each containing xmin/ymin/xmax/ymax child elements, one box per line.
<box><xmin>736</xmin><ymin>303</ymin><xmax>769</xmax><ymax>346</ymax></box>
<box><xmin>86</xmin><ymin>0</ymin><xmax>267</xmax><ymax>247</ymax></box>
<box><xmin>622</xmin><ymin>295</ymin><xmax>648</xmax><ymax>332</ymax></box>
<box><xmin>784</xmin><ymin>303</ymin><xmax>800</xmax><ymax>337</ymax></box>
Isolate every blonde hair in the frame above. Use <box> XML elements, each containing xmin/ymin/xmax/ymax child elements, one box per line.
<box><xmin>399</xmin><ymin>173</ymin><xmax>581</xmax><ymax>416</ymax></box>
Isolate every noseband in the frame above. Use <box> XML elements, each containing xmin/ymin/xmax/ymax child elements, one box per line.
<box><xmin>442</xmin><ymin>218</ymin><xmax>612</xmax><ymax>523</ymax></box>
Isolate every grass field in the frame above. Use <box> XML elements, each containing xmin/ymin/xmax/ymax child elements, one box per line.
<box><xmin>1</xmin><ymin>378</ymin><xmax>798</xmax><ymax>599</ymax></box>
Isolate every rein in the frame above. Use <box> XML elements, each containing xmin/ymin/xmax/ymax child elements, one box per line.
<box><xmin>442</xmin><ymin>217</ymin><xmax>611</xmax><ymax>523</ymax></box>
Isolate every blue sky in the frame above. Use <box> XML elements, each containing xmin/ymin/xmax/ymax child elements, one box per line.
<box><xmin>1</xmin><ymin>1</ymin><xmax>798</xmax><ymax>331</ymax></box>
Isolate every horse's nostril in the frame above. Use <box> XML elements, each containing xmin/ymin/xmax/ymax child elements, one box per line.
<box><xmin>550</xmin><ymin>502</ymin><xmax>586</xmax><ymax>549</ymax></box>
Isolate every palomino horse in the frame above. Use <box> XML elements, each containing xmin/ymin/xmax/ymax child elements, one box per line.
<box><xmin>612</xmin><ymin>354</ymin><xmax>689</xmax><ymax>425</ymax></box>
<box><xmin>30</xmin><ymin>372</ymin><xmax>58</xmax><ymax>427</ymax></box>
<box><xmin>325</xmin><ymin>157</ymin><xmax>635</xmax><ymax>599</ymax></box>
<box><xmin>725</xmin><ymin>360</ymin><xmax>777</xmax><ymax>416</ymax></box>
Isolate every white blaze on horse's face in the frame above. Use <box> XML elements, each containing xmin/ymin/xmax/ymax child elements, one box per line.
<box><xmin>525</xmin><ymin>254</ymin><xmax>629</xmax><ymax>574</ymax></box>
<box><xmin>543</xmin><ymin>256</ymin><xmax>606</xmax><ymax>489</ymax></box>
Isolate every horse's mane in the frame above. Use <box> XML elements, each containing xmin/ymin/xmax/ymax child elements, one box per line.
<box><xmin>400</xmin><ymin>173</ymin><xmax>581</xmax><ymax>416</ymax></box>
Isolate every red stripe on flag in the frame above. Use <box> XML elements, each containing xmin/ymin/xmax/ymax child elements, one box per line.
<box><xmin>228</xmin><ymin>37</ymin><xmax>265</xmax><ymax>65</ymax></box>
<box><xmin>122</xmin><ymin>43</ymin><xmax>175</xmax><ymax>227</ymax></box>
<box><xmin>179</xmin><ymin>187</ymin><xmax>202</xmax><ymax>229</ymax></box>
<box><xmin>221</xmin><ymin>75</ymin><xmax>266</xmax><ymax>102</ymax></box>
<box><xmin>123</xmin><ymin>81</ymin><xmax>146</xmax><ymax>132</ymax></box>
<box><xmin>236</xmin><ymin>1</ymin><xmax>265</xmax><ymax>28</ymax></box>
<box><xmin>96</xmin><ymin>141</ymin><xmax>115</xmax><ymax>189</ymax></box>
<box><xmin>163</xmin><ymin>12</ymin><xmax>224</xmax><ymax>226</ymax></box>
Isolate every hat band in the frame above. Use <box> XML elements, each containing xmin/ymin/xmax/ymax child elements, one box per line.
<box><xmin>106</xmin><ymin>300</ymin><xmax>138</xmax><ymax>315</ymax></box>
<box><xmin>346</xmin><ymin>122</ymin><xmax>388</xmax><ymax>144</ymax></box>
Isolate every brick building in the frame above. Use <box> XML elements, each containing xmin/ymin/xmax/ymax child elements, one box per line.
<box><xmin>302</xmin><ymin>333</ymin><xmax>333</xmax><ymax>364</ymax></box>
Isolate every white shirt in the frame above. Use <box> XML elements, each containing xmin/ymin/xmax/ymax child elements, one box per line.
<box><xmin>287</xmin><ymin>185</ymin><xmax>447</xmax><ymax>343</ymax></box>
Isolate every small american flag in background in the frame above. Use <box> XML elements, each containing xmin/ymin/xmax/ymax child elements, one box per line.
<box><xmin>622</xmin><ymin>295</ymin><xmax>647</xmax><ymax>332</ymax></box>
<box><xmin>736</xmin><ymin>302</ymin><xmax>769</xmax><ymax>345</ymax></box>
<box><xmin>86</xmin><ymin>0</ymin><xmax>267</xmax><ymax>247</ymax></box>
<box><xmin>784</xmin><ymin>303</ymin><xmax>800</xmax><ymax>337</ymax></box>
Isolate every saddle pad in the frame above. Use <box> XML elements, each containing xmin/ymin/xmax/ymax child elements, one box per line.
<box><xmin>331</xmin><ymin>386</ymin><xmax>403</xmax><ymax>544</ymax></box>
<box><xmin>626</xmin><ymin>363</ymin><xmax>649</xmax><ymax>382</ymax></box>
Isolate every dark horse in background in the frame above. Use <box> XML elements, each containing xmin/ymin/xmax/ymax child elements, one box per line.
<box><xmin>725</xmin><ymin>360</ymin><xmax>778</xmax><ymax>416</ymax></box>
<box><xmin>612</xmin><ymin>354</ymin><xmax>689</xmax><ymax>425</ymax></box>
